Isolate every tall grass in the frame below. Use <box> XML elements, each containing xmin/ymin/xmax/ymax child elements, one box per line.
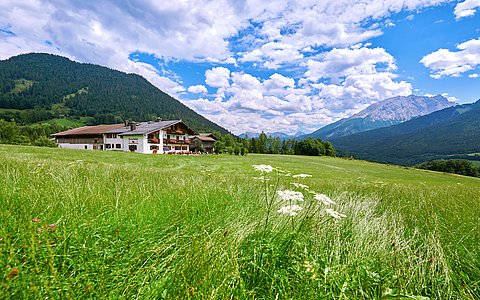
<box><xmin>0</xmin><ymin>145</ymin><xmax>478</xmax><ymax>298</ymax></box>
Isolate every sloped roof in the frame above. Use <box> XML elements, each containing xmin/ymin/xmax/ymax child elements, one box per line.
<box><xmin>51</xmin><ymin>124</ymin><xmax>125</xmax><ymax>136</ymax></box>
<box><xmin>190</xmin><ymin>133</ymin><xmax>217</xmax><ymax>142</ymax></box>
<box><xmin>52</xmin><ymin>120</ymin><xmax>196</xmax><ymax>137</ymax></box>
<box><xmin>117</xmin><ymin>120</ymin><xmax>185</xmax><ymax>136</ymax></box>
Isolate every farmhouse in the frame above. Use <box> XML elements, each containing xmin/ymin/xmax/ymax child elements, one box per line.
<box><xmin>52</xmin><ymin>120</ymin><xmax>196</xmax><ymax>154</ymax></box>
<box><xmin>190</xmin><ymin>133</ymin><xmax>217</xmax><ymax>154</ymax></box>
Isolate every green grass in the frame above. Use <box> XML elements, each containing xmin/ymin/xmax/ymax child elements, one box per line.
<box><xmin>11</xmin><ymin>79</ymin><xmax>35</xmax><ymax>94</ymax></box>
<box><xmin>0</xmin><ymin>145</ymin><xmax>479</xmax><ymax>299</ymax></box>
<box><xmin>38</xmin><ymin>117</ymin><xmax>86</xmax><ymax>128</ymax></box>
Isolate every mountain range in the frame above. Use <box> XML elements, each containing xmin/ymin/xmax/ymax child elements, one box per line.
<box><xmin>0</xmin><ymin>53</ymin><xmax>228</xmax><ymax>133</ymax></box>
<box><xmin>300</xmin><ymin>95</ymin><xmax>455</xmax><ymax>140</ymax></box>
<box><xmin>331</xmin><ymin>99</ymin><xmax>480</xmax><ymax>165</ymax></box>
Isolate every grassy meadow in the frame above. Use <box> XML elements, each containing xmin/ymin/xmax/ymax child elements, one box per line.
<box><xmin>0</xmin><ymin>145</ymin><xmax>479</xmax><ymax>299</ymax></box>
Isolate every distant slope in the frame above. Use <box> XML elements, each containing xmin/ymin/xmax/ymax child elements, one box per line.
<box><xmin>302</xmin><ymin>95</ymin><xmax>454</xmax><ymax>140</ymax></box>
<box><xmin>0</xmin><ymin>53</ymin><xmax>229</xmax><ymax>133</ymax></box>
<box><xmin>332</xmin><ymin>100</ymin><xmax>480</xmax><ymax>165</ymax></box>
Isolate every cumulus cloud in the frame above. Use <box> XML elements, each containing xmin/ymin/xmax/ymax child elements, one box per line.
<box><xmin>205</xmin><ymin>67</ymin><xmax>231</xmax><ymax>88</ymax></box>
<box><xmin>454</xmin><ymin>0</ymin><xmax>480</xmax><ymax>19</ymax></box>
<box><xmin>304</xmin><ymin>46</ymin><xmax>396</xmax><ymax>81</ymax></box>
<box><xmin>420</xmin><ymin>38</ymin><xmax>480</xmax><ymax>79</ymax></box>
<box><xmin>306</xmin><ymin>46</ymin><xmax>411</xmax><ymax>105</ymax></box>
<box><xmin>187</xmin><ymin>85</ymin><xmax>208</xmax><ymax>94</ymax></box>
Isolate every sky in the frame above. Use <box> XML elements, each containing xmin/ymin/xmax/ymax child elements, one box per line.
<box><xmin>0</xmin><ymin>0</ymin><xmax>479</xmax><ymax>135</ymax></box>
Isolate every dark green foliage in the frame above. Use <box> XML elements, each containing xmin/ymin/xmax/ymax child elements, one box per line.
<box><xmin>0</xmin><ymin>119</ymin><xmax>63</xmax><ymax>146</ymax></box>
<box><xmin>416</xmin><ymin>159</ymin><xmax>479</xmax><ymax>177</ymax></box>
<box><xmin>332</xmin><ymin>100</ymin><xmax>480</xmax><ymax>165</ymax></box>
<box><xmin>294</xmin><ymin>137</ymin><xmax>326</xmax><ymax>156</ymax></box>
<box><xmin>0</xmin><ymin>53</ymin><xmax>228</xmax><ymax>133</ymax></box>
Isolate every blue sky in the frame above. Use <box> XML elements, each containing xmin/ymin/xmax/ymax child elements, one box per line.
<box><xmin>0</xmin><ymin>0</ymin><xmax>479</xmax><ymax>134</ymax></box>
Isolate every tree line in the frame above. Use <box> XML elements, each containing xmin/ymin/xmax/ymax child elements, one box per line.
<box><xmin>211</xmin><ymin>132</ymin><xmax>335</xmax><ymax>157</ymax></box>
<box><xmin>416</xmin><ymin>159</ymin><xmax>479</xmax><ymax>178</ymax></box>
<box><xmin>0</xmin><ymin>119</ymin><xmax>60</xmax><ymax>147</ymax></box>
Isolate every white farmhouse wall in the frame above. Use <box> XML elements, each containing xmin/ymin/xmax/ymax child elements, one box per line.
<box><xmin>58</xmin><ymin>143</ymin><xmax>93</xmax><ymax>150</ymax></box>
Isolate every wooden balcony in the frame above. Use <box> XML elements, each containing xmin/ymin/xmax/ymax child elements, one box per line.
<box><xmin>164</xmin><ymin>139</ymin><xmax>191</xmax><ymax>145</ymax></box>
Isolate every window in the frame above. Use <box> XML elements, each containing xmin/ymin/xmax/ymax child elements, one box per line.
<box><xmin>129</xmin><ymin>145</ymin><xmax>137</xmax><ymax>152</ymax></box>
<box><xmin>84</xmin><ymin>145</ymin><xmax>88</xmax><ymax>149</ymax></box>
<box><xmin>105</xmin><ymin>144</ymin><xmax>111</xmax><ymax>149</ymax></box>
<box><xmin>116</xmin><ymin>144</ymin><xmax>121</xmax><ymax>149</ymax></box>
<box><xmin>150</xmin><ymin>145</ymin><xmax>159</xmax><ymax>150</ymax></box>
<box><xmin>181</xmin><ymin>146</ymin><xmax>187</xmax><ymax>150</ymax></box>
<box><xmin>175</xmin><ymin>146</ymin><xmax>181</xmax><ymax>150</ymax></box>
<box><xmin>113</xmin><ymin>134</ymin><xmax>117</xmax><ymax>138</ymax></box>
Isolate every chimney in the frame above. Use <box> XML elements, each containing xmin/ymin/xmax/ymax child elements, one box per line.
<box><xmin>156</xmin><ymin>117</ymin><xmax>162</xmax><ymax>122</ymax></box>
<box><xmin>130</xmin><ymin>122</ymin><xmax>136</xmax><ymax>131</ymax></box>
<box><xmin>124</xmin><ymin>119</ymin><xmax>129</xmax><ymax>127</ymax></box>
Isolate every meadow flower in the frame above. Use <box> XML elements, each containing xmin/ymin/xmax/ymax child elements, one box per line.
<box><xmin>32</xmin><ymin>217</ymin><xmax>41</xmax><ymax>223</ymax></box>
<box><xmin>277</xmin><ymin>205</ymin><xmax>303</xmax><ymax>216</ymax></box>
<box><xmin>253</xmin><ymin>176</ymin><xmax>270</xmax><ymax>181</ymax></box>
<box><xmin>291</xmin><ymin>182</ymin><xmax>309</xmax><ymax>189</ymax></box>
<box><xmin>253</xmin><ymin>164</ymin><xmax>273</xmax><ymax>173</ymax></box>
<box><xmin>314</xmin><ymin>194</ymin><xmax>336</xmax><ymax>206</ymax></box>
<box><xmin>292</xmin><ymin>174</ymin><xmax>312</xmax><ymax>178</ymax></box>
<box><xmin>325</xmin><ymin>208</ymin><xmax>347</xmax><ymax>220</ymax></box>
<box><xmin>277</xmin><ymin>190</ymin><xmax>304</xmax><ymax>202</ymax></box>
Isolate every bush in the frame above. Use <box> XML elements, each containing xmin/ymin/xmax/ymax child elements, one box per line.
<box><xmin>416</xmin><ymin>159</ymin><xmax>479</xmax><ymax>177</ymax></box>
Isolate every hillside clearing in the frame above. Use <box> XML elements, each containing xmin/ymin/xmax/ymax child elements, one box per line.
<box><xmin>0</xmin><ymin>145</ymin><xmax>478</xmax><ymax>299</ymax></box>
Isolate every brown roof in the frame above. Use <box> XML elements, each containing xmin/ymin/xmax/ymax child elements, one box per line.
<box><xmin>51</xmin><ymin>124</ymin><xmax>126</xmax><ymax>136</ymax></box>
<box><xmin>191</xmin><ymin>133</ymin><xmax>217</xmax><ymax>142</ymax></box>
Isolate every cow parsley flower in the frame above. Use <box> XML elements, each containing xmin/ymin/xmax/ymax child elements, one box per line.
<box><xmin>277</xmin><ymin>190</ymin><xmax>304</xmax><ymax>202</ymax></box>
<box><xmin>277</xmin><ymin>205</ymin><xmax>303</xmax><ymax>216</ymax></box>
<box><xmin>325</xmin><ymin>208</ymin><xmax>347</xmax><ymax>220</ymax></box>
<box><xmin>253</xmin><ymin>164</ymin><xmax>273</xmax><ymax>173</ymax></box>
<box><xmin>291</xmin><ymin>182</ymin><xmax>309</xmax><ymax>189</ymax></box>
<box><xmin>314</xmin><ymin>194</ymin><xmax>336</xmax><ymax>206</ymax></box>
<box><xmin>253</xmin><ymin>176</ymin><xmax>270</xmax><ymax>182</ymax></box>
<box><xmin>292</xmin><ymin>174</ymin><xmax>312</xmax><ymax>178</ymax></box>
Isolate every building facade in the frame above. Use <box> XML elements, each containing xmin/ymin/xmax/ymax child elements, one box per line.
<box><xmin>52</xmin><ymin>120</ymin><xmax>196</xmax><ymax>154</ymax></box>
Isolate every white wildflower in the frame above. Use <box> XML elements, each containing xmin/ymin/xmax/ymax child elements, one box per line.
<box><xmin>292</xmin><ymin>174</ymin><xmax>312</xmax><ymax>178</ymax></box>
<box><xmin>253</xmin><ymin>176</ymin><xmax>270</xmax><ymax>182</ymax></box>
<box><xmin>314</xmin><ymin>194</ymin><xmax>336</xmax><ymax>206</ymax></box>
<box><xmin>277</xmin><ymin>205</ymin><xmax>303</xmax><ymax>216</ymax></box>
<box><xmin>325</xmin><ymin>208</ymin><xmax>347</xmax><ymax>220</ymax></box>
<box><xmin>291</xmin><ymin>182</ymin><xmax>309</xmax><ymax>190</ymax></box>
<box><xmin>253</xmin><ymin>164</ymin><xmax>273</xmax><ymax>173</ymax></box>
<box><xmin>277</xmin><ymin>190</ymin><xmax>304</xmax><ymax>202</ymax></box>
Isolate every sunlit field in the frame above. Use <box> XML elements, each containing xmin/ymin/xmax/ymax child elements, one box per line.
<box><xmin>1</xmin><ymin>145</ymin><xmax>479</xmax><ymax>299</ymax></box>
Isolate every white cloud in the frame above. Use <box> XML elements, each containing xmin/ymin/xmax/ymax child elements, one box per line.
<box><xmin>469</xmin><ymin>73</ymin><xmax>479</xmax><ymax>78</ymax></box>
<box><xmin>187</xmin><ymin>85</ymin><xmax>208</xmax><ymax>94</ymax></box>
<box><xmin>304</xmin><ymin>46</ymin><xmax>396</xmax><ymax>81</ymax></box>
<box><xmin>420</xmin><ymin>38</ymin><xmax>480</xmax><ymax>78</ymax></box>
<box><xmin>454</xmin><ymin>0</ymin><xmax>480</xmax><ymax>19</ymax></box>
<box><xmin>205</xmin><ymin>67</ymin><xmax>231</xmax><ymax>88</ymax></box>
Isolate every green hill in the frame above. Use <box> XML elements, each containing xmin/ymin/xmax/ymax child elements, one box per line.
<box><xmin>0</xmin><ymin>53</ymin><xmax>228</xmax><ymax>133</ymax></box>
<box><xmin>332</xmin><ymin>100</ymin><xmax>480</xmax><ymax>165</ymax></box>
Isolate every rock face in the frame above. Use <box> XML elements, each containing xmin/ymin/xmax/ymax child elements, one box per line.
<box><xmin>303</xmin><ymin>95</ymin><xmax>455</xmax><ymax>140</ymax></box>
<box><xmin>351</xmin><ymin>94</ymin><xmax>454</xmax><ymax>122</ymax></box>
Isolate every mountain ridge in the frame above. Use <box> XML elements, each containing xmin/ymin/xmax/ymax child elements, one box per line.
<box><xmin>301</xmin><ymin>94</ymin><xmax>454</xmax><ymax>140</ymax></box>
<box><xmin>331</xmin><ymin>99</ymin><xmax>480</xmax><ymax>165</ymax></box>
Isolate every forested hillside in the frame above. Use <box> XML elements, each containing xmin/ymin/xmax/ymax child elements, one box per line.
<box><xmin>332</xmin><ymin>100</ymin><xmax>480</xmax><ymax>165</ymax></box>
<box><xmin>0</xmin><ymin>53</ymin><xmax>228</xmax><ymax>133</ymax></box>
